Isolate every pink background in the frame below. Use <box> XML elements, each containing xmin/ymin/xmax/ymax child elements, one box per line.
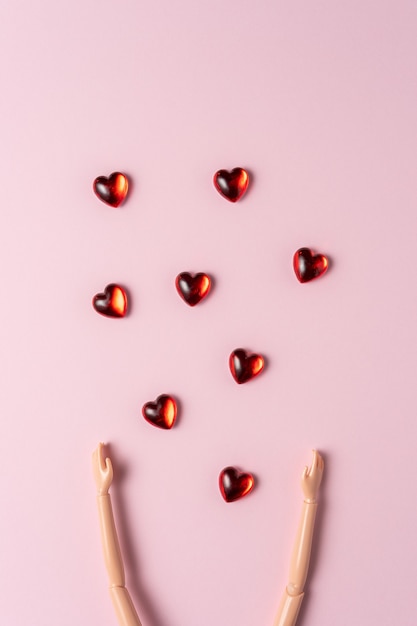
<box><xmin>1</xmin><ymin>1</ymin><xmax>416</xmax><ymax>625</ymax></box>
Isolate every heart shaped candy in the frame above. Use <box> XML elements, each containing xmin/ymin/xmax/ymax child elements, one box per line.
<box><xmin>293</xmin><ymin>247</ymin><xmax>328</xmax><ymax>283</ymax></box>
<box><xmin>93</xmin><ymin>172</ymin><xmax>129</xmax><ymax>207</ymax></box>
<box><xmin>142</xmin><ymin>394</ymin><xmax>177</xmax><ymax>430</ymax></box>
<box><xmin>219</xmin><ymin>467</ymin><xmax>255</xmax><ymax>502</ymax></box>
<box><xmin>175</xmin><ymin>272</ymin><xmax>211</xmax><ymax>306</ymax></box>
<box><xmin>229</xmin><ymin>349</ymin><xmax>265</xmax><ymax>384</ymax></box>
<box><xmin>92</xmin><ymin>284</ymin><xmax>128</xmax><ymax>318</ymax></box>
<box><xmin>213</xmin><ymin>168</ymin><xmax>249</xmax><ymax>202</ymax></box>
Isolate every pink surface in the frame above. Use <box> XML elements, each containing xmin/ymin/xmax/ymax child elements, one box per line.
<box><xmin>1</xmin><ymin>1</ymin><xmax>417</xmax><ymax>625</ymax></box>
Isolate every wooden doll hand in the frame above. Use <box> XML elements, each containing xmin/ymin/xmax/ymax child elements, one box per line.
<box><xmin>301</xmin><ymin>450</ymin><xmax>324</xmax><ymax>503</ymax></box>
<box><xmin>92</xmin><ymin>442</ymin><xmax>114</xmax><ymax>495</ymax></box>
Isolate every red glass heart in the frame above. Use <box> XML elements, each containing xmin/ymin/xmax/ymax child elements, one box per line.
<box><xmin>93</xmin><ymin>172</ymin><xmax>129</xmax><ymax>207</ymax></box>
<box><xmin>219</xmin><ymin>466</ymin><xmax>255</xmax><ymax>502</ymax></box>
<box><xmin>175</xmin><ymin>272</ymin><xmax>211</xmax><ymax>306</ymax></box>
<box><xmin>92</xmin><ymin>284</ymin><xmax>128</xmax><ymax>318</ymax></box>
<box><xmin>213</xmin><ymin>167</ymin><xmax>249</xmax><ymax>202</ymax></box>
<box><xmin>229</xmin><ymin>349</ymin><xmax>265</xmax><ymax>384</ymax></box>
<box><xmin>293</xmin><ymin>247</ymin><xmax>329</xmax><ymax>283</ymax></box>
<box><xmin>142</xmin><ymin>394</ymin><xmax>177</xmax><ymax>429</ymax></box>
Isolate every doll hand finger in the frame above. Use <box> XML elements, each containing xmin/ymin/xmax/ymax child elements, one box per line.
<box><xmin>103</xmin><ymin>455</ymin><xmax>113</xmax><ymax>482</ymax></box>
<box><xmin>97</xmin><ymin>443</ymin><xmax>107</xmax><ymax>474</ymax></box>
<box><xmin>312</xmin><ymin>450</ymin><xmax>324</xmax><ymax>475</ymax></box>
<box><xmin>309</xmin><ymin>450</ymin><xmax>319</xmax><ymax>474</ymax></box>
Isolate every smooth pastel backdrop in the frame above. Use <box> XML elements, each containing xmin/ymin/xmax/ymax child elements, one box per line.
<box><xmin>1</xmin><ymin>1</ymin><xmax>416</xmax><ymax>625</ymax></box>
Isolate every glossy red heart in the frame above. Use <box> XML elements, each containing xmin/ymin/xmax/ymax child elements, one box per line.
<box><xmin>213</xmin><ymin>167</ymin><xmax>249</xmax><ymax>202</ymax></box>
<box><xmin>93</xmin><ymin>172</ymin><xmax>129</xmax><ymax>207</ymax></box>
<box><xmin>229</xmin><ymin>349</ymin><xmax>265</xmax><ymax>384</ymax></box>
<box><xmin>175</xmin><ymin>272</ymin><xmax>211</xmax><ymax>306</ymax></box>
<box><xmin>293</xmin><ymin>247</ymin><xmax>328</xmax><ymax>283</ymax></box>
<box><xmin>92</xmin><ymin>284</ymin><xmax>128</xmax><ymax>318</ymax></box>
<box><xmin>219</xmin><ymin>467</ymin><xmax>255</xmax><ymax>502</ymax></box>
<box><xmin>142</xmin><ymin>394</ymin><xmax>177</xmax><ymax>430</ymax></box>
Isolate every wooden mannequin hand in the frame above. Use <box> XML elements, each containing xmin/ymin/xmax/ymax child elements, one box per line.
<box><xmin>92</xmin><ymin>442</ymin><xmax>114</xmax><ymax>495</ymax></box>
<box><xmin>301</xmin><ymin>450</ymin><xmax>324</xmax><ymax>502</ymax></box>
